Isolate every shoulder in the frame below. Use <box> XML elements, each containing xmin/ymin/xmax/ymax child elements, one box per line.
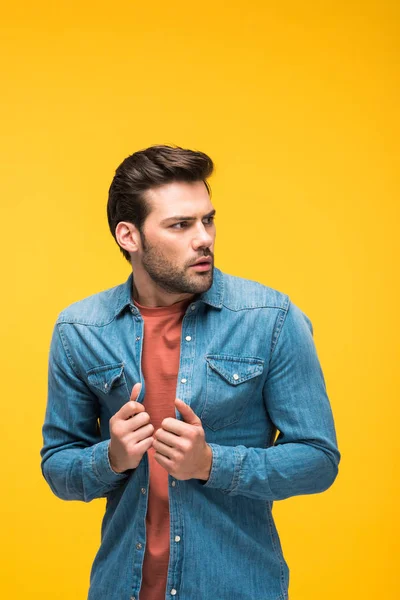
<box><xmin>219</xmin><ymin>269</ymin><xmax>313</xmax><ymax>334</ymax></box>
<box><xmin>220</xmin><ymin>269</ymin><xmax>290</xmax><ymax>312</ymax></box>
<box><xmin>55</xmin><ymin>279</ymin><xmax>129</xmax><ymax>326</ymax></box>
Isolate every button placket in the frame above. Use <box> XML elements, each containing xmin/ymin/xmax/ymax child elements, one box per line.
<box><xmin>133</xmin><ymin>313</ymin><xmax>145</xmax><ymax>407</ymax></box>
<box><xmin>177</xmin><ymin>312</ymin><xmax>196</xmax><ymax>402</ymax></box>
<box><xmin>166</xmin><ymin>311</ymin><xmax>194</xmax><ymax>600</ymax></box>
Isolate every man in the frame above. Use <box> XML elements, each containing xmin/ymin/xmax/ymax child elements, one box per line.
<box><xmin>40</xmin><ymin>144</ymin><xmax>341</xmax><ymax>600</ymax></box>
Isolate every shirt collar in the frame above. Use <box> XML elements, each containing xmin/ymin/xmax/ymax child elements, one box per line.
<box><xmin>113</xmin><ymin>266</ymin><xmax>224</xmax><ymax>318</ymax></box>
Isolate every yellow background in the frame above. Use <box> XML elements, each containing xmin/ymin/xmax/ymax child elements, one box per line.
<box><xmin>1</xmin><ymin>1</ymin><xmax>398</xmax><ymax>598</ymax></box>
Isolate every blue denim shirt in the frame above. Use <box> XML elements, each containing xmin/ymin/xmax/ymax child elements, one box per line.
<box><xmin>40</xmin><ymin>267</ymin><xmax>341</xmax><ymax>600</ymax></box>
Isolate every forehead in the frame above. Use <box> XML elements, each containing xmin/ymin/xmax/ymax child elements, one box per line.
<box><xmin>145</xmin><ymin>180</ymin><xmax>214</xmax><ymax>220</ymax></box>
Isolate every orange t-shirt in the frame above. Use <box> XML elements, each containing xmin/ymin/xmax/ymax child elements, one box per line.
<box><xmin>134</xmin><ymin>296</ymin><xmax>192</xmax><ymax>600</ymax></box>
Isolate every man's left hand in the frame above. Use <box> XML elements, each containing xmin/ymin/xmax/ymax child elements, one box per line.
<box><xmin>152</xmin><ymin>399</ymin><xmax>212</xmax><ymax>481</ymax></box>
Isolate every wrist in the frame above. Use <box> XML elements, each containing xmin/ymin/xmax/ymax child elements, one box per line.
<box><xmin>108</xmin><ymin>443</ymin><xmax>124</xmax><ymax>474</ymax></box>
<box><xmin>199</xmin><ymin>444</ymin><xmax>212</xmax><ymax>481</ymax></box>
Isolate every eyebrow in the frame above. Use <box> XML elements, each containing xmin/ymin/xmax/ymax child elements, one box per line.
<box><xmin>160</xmin><ymin>209</ymin><xmax>216</xmax><ymax>225</ymax></box>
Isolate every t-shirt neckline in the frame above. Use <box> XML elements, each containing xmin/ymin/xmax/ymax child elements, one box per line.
<box><xmin>133</xmin><ymin>296</ymin><xmax>193</xmax><ymax>317</ymax></box>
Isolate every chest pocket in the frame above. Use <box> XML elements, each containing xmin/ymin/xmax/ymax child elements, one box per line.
<box><xmin>201</xmin><ymin>355</ymin><xmax>264</xmax><ymax>431</ymax></box>
<box><xmin>86</xmin><ymin>362</ymin><xmax>130</xmax><ymax>416</ymax></box>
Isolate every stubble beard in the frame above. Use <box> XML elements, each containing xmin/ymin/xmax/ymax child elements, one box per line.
<box><xmin>140</xmin><ymin>236</ymin><xmax>214</xmax><ymax>295</ymax></box>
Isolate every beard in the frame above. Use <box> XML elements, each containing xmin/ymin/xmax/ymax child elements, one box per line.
<box><xmin>139</xmin><ymin>232</ymin><xmax>214</xmax><ymax>295</ymax></box>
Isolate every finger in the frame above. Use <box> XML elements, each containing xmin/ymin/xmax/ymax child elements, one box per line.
<box><xmin>153</xmin><ymin>439</ymin><xmax>175</xmax><ymax>459</ymax></box>
<box><xmin>174</xmin><ymin>398</ymin><xmax>202</xmax><ymax>426</ymax></box>
<box><xmin>119</xmin><ymin>412</ymin><xmax>152</xmax><ymax>435</ymax></box>
<box><xmin>126</xmin><ymin>383</ymin><xmax>144</xmax><ymax>419</ymax></box>
<box><xmin>130</xmin><ymin>382</ymin><xmax>142</xmax><ymax>401</ymax></box>
<box><xmin>130</xmin><ymin>422</ymin><xmax>155</xmax><ymax>442</ymax></box>
<box><xmin>154</xmin><ymin>428</ymin><xmax>181</xmax><ymax>447</ymax></box>
<box><xmin>161</xmin><ymin>417</ymin><xmax>193</xmax><ymax>436</ymax></box>
<box><xmin>114</xmin><ymin>398</ymin><xmax>145</xmax><ymax>421</ymax></box>
<box><xmin>134</xmin><ymin>435</ymin><xmax>155</xmax><ymax>453</ymax></box>
<box><xmin>153</xmin><ymin>451</ymin><xmax>172</xmax><ymax>470</ymax></box>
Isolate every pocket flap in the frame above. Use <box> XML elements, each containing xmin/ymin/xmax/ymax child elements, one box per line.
<box><xmin>206</xmin><ymin>355</ymin><xmax>264</xmax><ymax>385</ymax></box>
<box><xmin>87</xmin><ymin>362</ymin><xmax>126</xmax><ymax>394</ymax></box>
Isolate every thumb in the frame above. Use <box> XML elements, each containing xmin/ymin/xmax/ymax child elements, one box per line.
<box><xmin>130</xmin><ymin>382</ymin><xmax>142</xmax><ymax>402</ymax></box>
<box><xmin>175</xmin><ymin>398</ymin><xmax>201</xmax><ymax>426</ymax></box>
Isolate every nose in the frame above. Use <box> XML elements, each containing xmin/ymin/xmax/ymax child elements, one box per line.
<box><xmin>192</xmin><ymin>221</ymin><xmax>214</xmax><ymax>251</ymax></box>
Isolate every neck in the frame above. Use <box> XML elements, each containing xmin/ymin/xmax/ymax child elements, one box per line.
<box><xmin>131</xmin><ymin>276</ymin><xmax>195</xmax><ymax>308</ymax></box>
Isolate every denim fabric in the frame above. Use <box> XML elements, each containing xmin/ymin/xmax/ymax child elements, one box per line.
<box><xmin>40</xmin><ymin>267</ymin><xmax>341</xmax><ymax>600</ymax></box>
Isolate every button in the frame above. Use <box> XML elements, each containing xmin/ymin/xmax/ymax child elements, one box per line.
<box><xmin>174</xmin><ymin>535</ymin><xmax>181</xmax><ymax>542</ymax></box>
<box><xmin>185</xmin><ymin>336</ymin><xmax>192</xmax><ymax>341</ymax></box>
<box><xmin>181</xmin><ymin>378</ymin><xmax>187</xmax><ymax>384</ymax></box>
<box><xmin>190</xmin><ymin>304</ymin><xmax>196</xmax><ymax>311</ymax></box>
<box><xmin>170</xmin><ymin>590</ymin><xmax>177</xmax><ymax>596</ymax></box>
<box><xmin>141</xmin><ymin>488</ymin><xmax>146</xmax><ymax>494</ymax></box>
<box><xmin>171</xmin><ymin>480</ymin><xmax>176</xmax><ymax>487</ymax></box>
<box><xmin>136</xmin><ymin>542</ymin><xmax>142</xmax><ymax>550</ymax></box>
<box><xmin>233</xmin><ymin>373</ymin><xmax>239</xmax><ymax>380</ymax></box>
<box><xmin>104</xmin><ymin>383</ymin><xmax>108</xmax><ymax>389</ymax></box>
<box><xmin>136</xmin><ymin>336</ymin><xmax>141</xmax><ymax>341</ymax></box>
<box><xmin>130</xmin><ymin>597</ymin><xmax>136</xmax><ymax>600</ymax></box>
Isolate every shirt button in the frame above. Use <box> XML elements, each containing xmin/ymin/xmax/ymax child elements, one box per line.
<box><xmin>190</xmin><ymin>304</ymin><xmax>196</xmax><ymax>311</ymax></box>
<box><xmin>181</xmin><ymin>378</ymin><xmax>187</xmax><ymax>384</ymax></box>
<box><xmin>233</xmin><ymin>373</ymin><xmax>239</xmax><ymax>380</ymax></box>
<box><xmin>175</xmin><ymin>535</ymin><xmax>181</xmax><ymax>542</ymax></box>
<box><xmin>185</xmin><ymin>336</ymin><xmax>192</xmax><ymax>341</ymax></box>
<box><xmin>171</xmin><ymin>480</ymin><xmax>176</xmax><ymax>487</ymax></box>
<box><xmin>136</xmin><ymin>542</ymin><xmax>142</xmax><ymax>550</ymax></box>
<box><xmin>141</xmin><ymin>488</ymin><xmax>146</xmax><ymax>494</ymax></box>
<box><xmin>136</xmin><ymin>336</ymin><xmax>141</xmax><ymax>341</ymax></box>
<box><xmin>130</xmin><ymin>597</ymin><xmax>136</xmax><ymax>600</ymax></box>
<box><xmin>104</xmin><ymin>383</ymin><xmax>108</xmax><ymax>389</ymax></box>
<box><xmin>170</xmin><ymin>590</ymin><xmax>177</xmax><ymax>596</ymax></box>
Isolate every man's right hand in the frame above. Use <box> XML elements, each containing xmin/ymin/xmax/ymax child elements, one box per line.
<box><xmin>108</xmin><ymin>383</ymin><xmax>154</xmax><ymax>473</ymax></box>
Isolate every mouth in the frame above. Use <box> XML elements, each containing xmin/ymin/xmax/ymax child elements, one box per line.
<box><xmin>189</xmin><ymin>257</ymin><xmax>213</xmax><ymax>272</ymax></box>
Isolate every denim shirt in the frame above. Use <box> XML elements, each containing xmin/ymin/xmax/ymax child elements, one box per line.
<box><xmin>40</xmin><ymin>266</ymin><xmax>341</xmax><ymax>600</ymax></box>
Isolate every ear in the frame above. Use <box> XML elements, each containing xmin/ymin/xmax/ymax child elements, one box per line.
<box><xmin>115</xmin><ymin>221</ymin><xmax>141</xmax><ymax>254</ymax></box>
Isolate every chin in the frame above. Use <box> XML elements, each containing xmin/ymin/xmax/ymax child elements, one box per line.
<box><xmin>197</xmin><ymin>274</ymin><xmax>213</xmax><ymax>290</ymax></box>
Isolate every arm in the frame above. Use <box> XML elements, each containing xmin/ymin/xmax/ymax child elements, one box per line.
<box><xmin>200</xmin><ymin>300</ymin><xmax>341</xmax><ymax>500</ymax></box>
<box><xmin>40</xmin><ymin>323</ymin><xmax>130</xmax><ymax>503</ymax></box>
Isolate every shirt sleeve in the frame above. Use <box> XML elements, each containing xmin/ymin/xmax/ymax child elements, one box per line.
<box><xmin>40</xmin><ymin>322</ymin><xmax>130</xmax><ymax>502</ymax></box>
<box><xmin>199</xmin><ymin>300</ymin><xmax>341</xmax><ymax>500</ymax></box>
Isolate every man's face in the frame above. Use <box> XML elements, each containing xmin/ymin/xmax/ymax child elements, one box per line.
<box><xmin>137</xmin><ymin>180</ymin><xmax>216</xmax><ymax>295</ymax></box>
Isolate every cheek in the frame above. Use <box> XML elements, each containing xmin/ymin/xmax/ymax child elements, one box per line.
<box><xmin>154</xmin><ymin>235</ymin><xmax>182</xmax><ymax>259</ymax></box>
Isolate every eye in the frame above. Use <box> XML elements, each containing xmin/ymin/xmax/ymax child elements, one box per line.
<box><xmin>203</xmin><ymin>216</ymin><xmax>215</xmax><ymax>226</ymax></box>
<box><xmin>170</xmin><ymin>221</ymin><xmax>189</xmax><ymax>229</ymax></box>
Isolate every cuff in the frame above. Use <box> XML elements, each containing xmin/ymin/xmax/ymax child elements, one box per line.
<box><xmin>91</xmin><ymin>440</ymin><xmax>130</xmax><ymax>485</ymax></box>
<box><xmin>199</xmin><ymin>443</ymin><xmax>243</xmax><ymax>492</ymax></box>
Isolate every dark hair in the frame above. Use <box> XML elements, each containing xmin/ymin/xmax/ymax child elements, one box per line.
<box><xmin>107</xmin><ymin>144</ymin><xmax>214</xmax><ymax>262</ymax></box>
